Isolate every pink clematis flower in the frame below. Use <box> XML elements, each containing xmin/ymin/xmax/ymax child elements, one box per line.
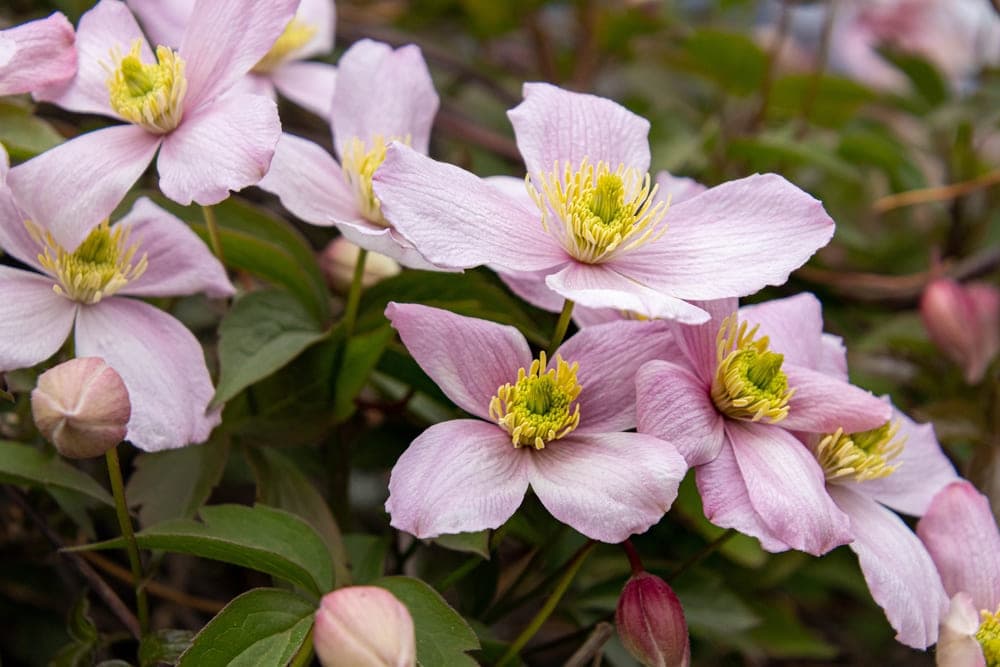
<box><xmin>372</xmin><ymin>82</ymin><xmax>835</xmax><ymax>323</ymax></box>
<box><xmin>127</xmin><ymin>0</ymin><xmax>336</xmax><ymax>118</ymax></box>
<box><xmin>258</xmin><ymin>39</ymin><xmax>440</xmax><ymax>269</ymax></box>
<box><xmin>917</xmin><ymin>481</ymin><xmax>1000</xmax><ymax>666</ymax></box>
<box><xmin>8</xmin><ymin>0</ymin><xmax>298</xmax><ymax>251</ymax></box>
<box><xmin>920</xmin><ymin>277</ymin><xmax>1000</xmax><ymax>385</ymax></box>
<box><xmin>0</xmin><ymin>12</ymin><xmax>76</xmax><ymax>96</ymax></box>
<box><xmin>383</xmin><ymin>303</ymin><xmax>688</xmax><ymax>543</ymax></box>
<box><xmin>0</xmin><ymin>144</ymin><xmax>234</xmax><ymax>452</ymax></box>
<box><xmin>636</xmin><ymin>294</ymin><xmax>892</xmax><ymax>555</ymax></box>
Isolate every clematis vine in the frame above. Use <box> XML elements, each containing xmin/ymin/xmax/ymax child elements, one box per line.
<box><xmin>383</xmin><ymin>303</ymin><xmax>688</xmax><ymax>543</ymax></box>
<box><xmin>373</xmin><ymin>82</ymin><xmax>835</xmax><ymax>323</ymax></box>
<box><xmin>258</xmin><ymin>39</ymin><xmax>441</xmax><ymax>269</ymax></box>
<box><xmin>0</xmin><ymin>12</ymin><xmax>76</xmax><ymax>96</ymax></box>
<box><xmin>0</xmin><ymin>144</ymin><xmax>233</xmax><ymax>452</ymax></box>
<box><xmin>8</xmin><ymin>0</ymin><xmax>298</xmax><ymax>251</ymax></box>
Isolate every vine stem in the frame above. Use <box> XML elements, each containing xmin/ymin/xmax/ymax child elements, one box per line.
<box><xmin>621</xmin><ymin>539</ymin><xmax>644</xmax><ymax>576</ymax></box>
<box><xmin>547</xmin><ymin>299</ymin><xmax>575</xmax><ymax>357</ymax></box>
<box><xmin>201</xmin><ymin>205</ymin><xmax>224</xmax><ymax>263</ymax></box>
<box><xmin>105</xmin><ymin>445</ymin><xmax>149</xmax><ymax>635</ymax></box>
<box><xmin>342</xmin><ymin>248</ymin><xmax>368</xmax><ymax>340</ymax></box>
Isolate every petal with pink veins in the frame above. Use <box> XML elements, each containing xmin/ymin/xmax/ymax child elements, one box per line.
<box><xmin>0</xmin><ymin>147</ymin><xmax>44</xmax><ymax>272</ymax></box>
<box><xmin>670</xmin><ymin>298</ymin><xmax>737</xmax><ymax>385</ymax></box>
<box><xmin>335</xmin><ymin>219</ymin><xmax>442</xmax><ymax>271</ymax></box>
<box><xmin>653</xmin><ymin>171</ymin><xmax>706</xmax><ymax>205</ymax></box>
<box><xmin>271</xmin><ymin>61</ymin><xmax>337</xmax><ymax>119</ymax></box>
<box><xmin>738</xmin><ymin>293</ymin><xmax>824</xmax><ymax>370</ymax></box>
<box><xmin>497</xmin><ymin>269</ymin><xmax>565</xmax><ymax>314</ymax></box>
<box><xmin>126</xmin><ymin>0</ymin><xmax>190</xmax><ymax>48</ymax></box>
<box><xmin>818</xmin><ymin>333</ymin><xmax>848</xmax><ymax>381</ymax></box>
<box><xmin>0</xmin><ymin>268</ymin><xmax>76</xmax><ymax>371</ymax></box>
<box><xmin>0</xmin><ymin>12</ymin><xmax>76</xmax><ymax>97</ymax></box>
<box><xmin>781</xmin><ymin>364</ymin><xmax>893</xmax><ymax>433</ymax></box>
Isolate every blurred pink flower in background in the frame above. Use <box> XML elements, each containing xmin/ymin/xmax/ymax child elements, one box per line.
<box><xmin>921</xmin><ymin>277</ymin><xmax>1000</xmax><ymax>384</ymax></box>
<box><xmin>0</xmin><ymin>12</ymin><xmax>76</xmax><ymax>96</ymax></box>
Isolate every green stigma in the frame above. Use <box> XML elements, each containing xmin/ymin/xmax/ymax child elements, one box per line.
<box><xmin>253</xmin><ymin>17</ymin><xmax>317</xmax><ymax>73</ymax></box>
<box><xmin>107</xmin><ymin>40</ymin><xmax>187</xmax><ymax>134</ymax></box>
<box><xmin>815</xmin><ymin>421</ymin><xmax>904</xmax><ymax>482</ymax></box>
<box><xmin>489</xmin><ymin>351</ymin><xmax>582</xmax><ymax>450</ymax></box>
<box><xmin>710</xmin><ymin>314</ymin><xmax>794</xmax><ymax>423</ymax></box>
<box><xmin>978</xmin><ymin>607</ymin><xmax>1000</xmax><ymax>667</ymax></box>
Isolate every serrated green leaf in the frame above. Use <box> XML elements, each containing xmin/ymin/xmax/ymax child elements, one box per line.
<box><xmin>0</xmin><ymin>441</ymin><xmax>112</xmax><ymax>506</ymax></box>
<box><xmin>334</xmin><ymin>325</ymin><xmax>393</xmax><ymax>421</ymax></box>
<box><xmin>0</xmin><ymin>102</ymin><xmax>64</xmax><ymax>161</ymax></box>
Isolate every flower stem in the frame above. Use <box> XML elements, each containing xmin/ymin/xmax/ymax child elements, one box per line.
<box><xmin>621</xmin><ymin>539</ymin><xmax>644</xmax><ymax>575</ymax></box>
<box><xmin>496</xmin><ymin>540</ymin><xmax>596</xmax><ymax>667</ymax></box>
<box><xmin>667</xmin><ymin>528</ymin><xmax>737</xmax><ymax>581</ymax></box>
<box><xmin>547</xmin><ymin>299</ymin><xmax>575</xmax><ymax>357</ymax></box>
<box><xmin>105</xmin><ymin>445</ymin><xmax>149</xmax><ymax>635</ymax></box>
<box><xmin>201</xmin><ymin>205</ymin><xmax>224</xmax><ymax>263</ymax></box>
<box><xmin>342</xmin><ymin>248</ymin><xmax>368</xmax><ymax>340</ymax></box>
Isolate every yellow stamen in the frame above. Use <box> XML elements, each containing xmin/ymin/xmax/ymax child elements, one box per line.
<box><xmin>340</xmin><ymin>134</ymin><xmax>411</xmax><ymax>226</ymax></box>
<box><xmin>253</xmin><ymin>17</ymin><xmax>317</xmax><ymax>73</ymax></box>
<box><xmin>489</xmin><ymin>351</ymin><xmax>582</xmax><ymax>450</ymax></box>
<box><xmin>527</xmin><ymin>158</ymin><xmax>669</xmax><ymax>264</ymax></box>
<box><xmin>815</xmin><ymin>421</ymin><xmax>904</xmax><ymax>482</ymax></box>
<box><xmin>107</xmin><ymin>40</ymin><xmax>187</xmax><ymax>134</ymax></box>
<box><xmin>710</xmin><ymin>313</ymin><xmax>794</xmax><ymax>422</ymax></box>
<box><xmin>976</xmin><ymin>606</ymin><xmax>1000</xmax><ymax>666</ymax></box>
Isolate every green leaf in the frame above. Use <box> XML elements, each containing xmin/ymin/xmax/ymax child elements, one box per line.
<box><xmin>0</xmin><ymin>441</ymin><xmax>113</xmax><ymax>506</ymax></box>
<box><xmin>728</xmin><ymin>134</ymin><xmax>862</xmax><ymax>184</ymax></box>
<box><xmin>344</xmin><ymin>534</ymin><xmax>389</xmax><ymax>585</ymax></box>
<box><xmin>747</xmin><ymin>601</ymin><xmax>837</xmax><ymax>659</ymax></box>
<box><xmin>50</xmin><ymin>594</ymin><xmax>98</xmax><ymax>667</ymax></box>
<box><xmin>139</xmin><ymin>629</ymin><xmax>195</xmax><ymax>667</ymax></box>
<box><xmin>178</xmin><ymin>588</ymin><xmax>315</xmax><ymax>667</ymax></box>
<box><xmin>74</xmin><ymin>504</ymin><xmax>333</xmax><ymax>596</ymax></box>
<box><xmin>769</xmin><ymin>74</ymin><xmax>876</xmax><ymax>128</ymax></box>
<box><xmin>433</xmin><ymin>531</ymin><xmax>491</xmax><ymax>559</ymax></box>
<box><xmin>333</xmin><ymin>325</ymin><xmax>393</xmax><ymax>421</ymax></box>
<box><xmin>673</xmin><ymin>29</ymin><xmax>767</xmax><ymax>96</ymax></box>
<box><xmin>672</xmin><ymin>570</ymin><xmax>760</xmax><ymax>641</ymax></box>
<box><xmin>879</xmin><ymin>49</ymin><xmax>949</xmax><ymax>108</ymax></box>
<box><xmin>374</xmin><ymin>576</ymin><xmax>480</xmax><ymax>667</ymax></box>
<box><xmin>214</xmin><ymin>289</ymin><xmax>330</xmax><ymax>405</ymax></box>
<box><xmin>0</xmin><ymin>102</ymin><xmax>64</xmax><ymax>161</ymax></box>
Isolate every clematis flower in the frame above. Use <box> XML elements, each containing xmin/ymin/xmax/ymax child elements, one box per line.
<box><xmin>0</xmin><ymin>144</ymin><xmax>234</xmax><ymax>452</ymax></box>
<box><xmin>372</xmin><ymin>82</ymin><xmax>835</xmax><ymax>323</ymax></box>
<box><xmin>8</xmin><ymin>0</ymin><xmax>298</xmax><ymax>251</ymax></box>
<box><xmin>383</xmin><ymin>303</ymin><xmax>687</xmax><ymax>543</ymax></box>
<box><xmin>0</xmin><ymin>12</ymin><xmax>76</xmax><ymax>96</ymax></box>
<box><xmin>257</xmin><ymin>39</ymin><xmax>440</xmax><ymax>269</ymax></box>
<box><xmin>917</xmin><ymin>481</ymin><xmax>1000</xmax><ymax>666</ymax></box>
<box><xmin>636</xmin><ymin>293</ymin><xmax>892</xmax><ymax>555</ymax></box>
<box><xmin>127</xmin><ymin>0</ymin><xmax>337</xmax><ymax>118</ymax></box>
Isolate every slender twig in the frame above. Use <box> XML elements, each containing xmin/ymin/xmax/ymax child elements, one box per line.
<box><xmin>752</xmin><ymin>0</ymin><xmax>791</xmax><ymax>129</ymax></box>
<box><xmin>873</xmin><ymin>169</ymin><xmax>1000</xmax><ymax>213</ymax></box>
<box><xmin>435</xmin><ymin>106</ymin><xmax>522</xmax><ymax>162</ymax></box>
<box><xmin>667</xmin><ymin>528</ymin><xmax>737</xmax><ymax>581</ymax></box>
<box><xmin>527</xmin><ymin>11</ymin><xmax>559</xmax><ymax>83</ymax></box>
<box><xmin>548</xmin><ymin>300</ymin><xmax>575</xmax><ymax>357</ymax></box>
<box><xmin>201</xmin><ymin>205</ymin><xmax>225</xmax><ymax>263</ymax></box>
<box><xmin>106</xmin><ymin>446</ymin><xmax>150</xmax><ymax>634</ymax></box>
<box><xmin>564</xmin><ymin>622</ymin><xmax>615</xmax><ymax>667</ymax></box>
<box><xmin>79</xmin><ymin>551</ymin><xmax>225</xmax><ymax>614</ymax></box>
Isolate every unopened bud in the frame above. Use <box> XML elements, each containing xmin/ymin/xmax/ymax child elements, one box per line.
<box><xmin>314</xmin><ymin>586</ymin><xmax>416</xmax><ymax>667</ymax></box>
<box><xmin>616</xmin><ymin>572</ymin><xmax>691</xmax><ymax>667</ymax></box>
<box><xmin>920</xmin><ymin>278</ymin><xmax>999</xmax><ymax>384</ymax></box>
<box><xmin>31</xmin><ymin>358</ymin><xmax>130</xmax><ymax>458</ymax></box>
<box><xmin>321</xmin><ymin>238</ymin><xmax>401</xmax><ymax>292</ymax></box>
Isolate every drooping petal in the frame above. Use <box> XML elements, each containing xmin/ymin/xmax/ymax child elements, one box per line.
<box><xmin>508</xmin><ymin>82</ymin><xmax>651</xmax><ymax>177</ymax></box>
<box><xmin>373</xmin><ymin>144</ymin><xmax>567</xmax><ymax>272</ymax></box>
<box><xmin>386</xmin><ymin>420</ymin><xmax>530</xmax><ymax>538</ymax></box>
<box><xmin>115</xmin><ymin>197</ymin><xmax>234</xmax><ymax>299</ymax></box>
<box><xmin>271</xmin><ymin>60</ymin><xmax>337</xmax><ymax>118</ymax></box>
<box><xmin>917</xmin><ymin>480</ymin><xmax>1000</xmax><ymax>610</ymax></box>
<box><xmin>557</xmin><ymin>319</ymin><xmax>675</xmax><ymax>434</ymax></box>
<box><xmin>617</xmin><ymin>174</ymin><xmax>834</xmax><ymax>300</ymax></box>
<box><xmin>385</xmin><ymin>303</ymin><xmax>531</xmax><ymax>421</ymax></box>
<box><xmin>0</xmin><ymin>12</ymin><xmax>76</xmax><ymax>97</ymax></box>
<box><xmin>653</xmin><ymin>171</ymin><xmax>706</xmax><ymax>205</ymax></box>
<box><xmin>335</xmin><ymin>219</ymin><xmax>442</xmax><ymax>271</ymax></box>
<box><xmin>829</xmin><ymin>485</ymin><xmax>947</xmax><ymax>649</ymax></box>
<box><xmin>0</xmin><ymin>268</ymin><xmax>76</xmax><ymax>371</ymax></box>
<box><xmin>74</xmin><ymin>298</ymin><xmax>220</xmax><ymax>452</ymax></box>
<box><xmin>528</xmin><ymin>432</ymin><xmax>687</xmax><ymax>543</ymax></box>
<box><xmin>157</xmin><ymin>92</ymin><xmax>280</xmax><ymax>206</ymax></box>
<box><xmin>727</xmin><ymin>421</ymin><xmax>852</xmax><ymax>556</ymax></box>
<box><xmin>7</xmin><ymin>125</ymin><xmax>161</xmax><ymax>250</ymax></box>
<box><xmin>670</xmin><ymin>298</ymin><xmax>737</xmax><ymax>385</ymax></box>
<box><xmin>636</xmin><ymin>360</ymin><xmax>725</xmax><ymax>467</ymax></box>
<box><xmin>0</xmin><ymin>147</ymin><xmax>44</xmax><ymax>271</ymax></box>
<box><xmin>781</xmin><ymin>364</ymin><xmax>893</xmax><ymax>433</ymax></box>
<box><xmin>738</xmin><ymin>293</ymin><xmax>824</xmax><ymax>370</ymax></box>
<box><xmin>331</xmin><ymin>40</ymin><xmax>438</xmax><ymax>156</ymax></box>
<box><xmin>497</xmin><ymin>269</ymin><xmax>565</xmax><ymax>313</ymax></box>
<box><xmin>937</xmin><ymin>593</ymin><xmax>988</xmax><ymax>667</ymax></box>
<box><xmin>126</xmin><ymin>0</ymin><xmax>190</xmax><ymax>48</ymax></box>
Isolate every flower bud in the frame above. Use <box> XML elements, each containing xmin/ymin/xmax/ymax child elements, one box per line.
<box><xmin>920</xmin><ymin>278</ymin><xmax>1000</xmax><ymax>384</ymax></box>
<box><xmin>321</xmin><ymin>238</ymin><xmax>401</xmax><ymax>292</ymax></box>
<box><xmin>616</xmin><ymin>572</ymin><xmax>691</xmax><ymax>667</ymax></box>
<box><xmin>31</xmin><ymin>358</ymin><xmax>130</xmax><ymax>459</ymax></box>
<box><xmin>314</xmin><ymin>586</ymin><xmax>416</xmax><ymax>667</ymax></box>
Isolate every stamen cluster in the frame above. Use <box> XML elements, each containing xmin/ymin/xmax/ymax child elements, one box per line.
<box><xmin>342</xmin><ymin>135</ymin><xmax>411</xmax><ymax>226</ymax></box>
<box><xmin>977</xmin><ymin>607</ymin><xmax>1000</xmax><ymax>667</ymax></box>
<box><xmin>107</xmin><ymin>40</ymin><xmax>187</xmax><ymax>134</ymax></box>
<box><xmin>710</xmin><ymin>314</ymin><xmax>794</xmax><ymax>422</ymax></box>
<box><xmin>253</xmin><ymin>18</ymin><xmax>317</xmax><ymax>73</ymax></box>
<box><xmin>489</xmin><ymin>351</ymin><xmax>582</xmax><ymax>449</ymax></box>
<box><xmin>815</xmin><ymin>421</ymin><xmax>904</xmax><ymax>482</ymax></box>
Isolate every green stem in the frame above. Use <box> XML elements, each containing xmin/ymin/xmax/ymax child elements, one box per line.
<box><xmin>496</xmin><ymin>540</ymin><xmax>596</xmax><ymax>667</ymax></box>
<box><xmin>667</xmin><ymin>528</ymin><xmax>737</xmax><ymax>581</ymax></box>
<box><xmin>105</xmin><ymin>446</ymin><xmax>149</xmax><ymax>635</ymax></box>
<box><xmin>287</xmin><ymin>626</ymin><xmax>314</xmax><ymax>667</ymax></box>
<box><xmin>547</xmin><ymin>299</ymin><xmax>575</xmax><ymax>357</ymax></box>
<box><xmin>201</xmin><ymin>205</ymin><xmax>224</xmax><ymax>263</ymax></box>
<box><xmin>341</xmin><ymin>248</ymin><xmax>368</xmax><ymax>339</ymax></box>
<box><xmin>435</xmin><ymin>554</ymin><xmax>481</xmax><ymax>593</ymax></box>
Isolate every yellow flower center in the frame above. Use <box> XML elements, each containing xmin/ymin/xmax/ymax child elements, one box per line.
<box><xmin>978</xmin><ymin>607</ymin><xmax>1000</xmax><ymax>667</ymax></box>
<box><xmin>106</xmin><ymin>40</ymin><xmax>187</xmax><ymax>134</ymax></box>
<box><xmin>253</xmin><ymin>18</ymin><xmax>317</xmax><ymax>73</ymax></box>
<box><xmin>526</xmin><ymin>158</ymin><xmax>669</xmax><ymax>264</ymax></box>
<box><xmin>710</xmin><ymin>314</ymin><xmax>794</xmax><ymax>422</ymax></box>
<box><xmin>489</xmin><ymin>351</ymin><xmax>582</xmax><ymax>450</ymax></box>
<box><xmin>341</xmin><ymin>134</ymin><xmax>411</xmax><ymax>226</ymax></box>
<box><xmin>27</xmin><ymin>220</ymin><xmax>148</xmax><ymax>305</ymax></box>
<box><xmin>815</xmin><ymin>421</ymin><xmax>904</xmax><ymax>482</ymax></box>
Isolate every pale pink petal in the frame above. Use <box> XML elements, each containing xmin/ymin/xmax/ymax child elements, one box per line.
<box><xmin>485</xmin><ymin>175</ymin><xmax>535</xmax><ymax>212</ymax></box>
<box><xmin>508</xmin><ymin>82</ymin><xmax>650</xmax><ymax>177</ymax></box>
<box><xmin>385</xmin><ymin>303</ymin><xmax>531</xmax><ymax>421</ymax></box>
<box><xmin>819</xmin><ymin>333</ymin><xmax>849</xmax><ymax>381</ymax></box>
<box><xmin>386</xmin><ymin>420</ymin><xmax>530</xmax><ymax>538</ymax></box>
<box><xmin>653</xmin><ymin>171</ymin><xmax>706</xmax><ymax>205</ymax></box>
<box><xmin>331</xmin><ymin>40</ymin><xmax>438</xmax><ymax>156</ymax></box>
<box><xmin>7</xmin><ymin>125</ymin><xmax>160</xmax><ymax>250</ymax></box>
<box><xmin>617</xmin><ymin>174</ymin><xmax>834</xmax><ymax>300</ymax></box>
<box><xmin>829</xmin><ymin>485</ymin><xmax>947</xmax><ymax>649</ymax></box>
<box><xmin>917</xmin><ymin>480</ymin><xmax>1000</xmax><ymax>610</ymax></box>
<box><xmin>180</xmin><ymin>0</ymin><xmax>299</xmax><ymax>109</ymax></box>
<box><xmin>293</xmin><ymin>0</ymin><xmax>336</xmax><ymax>59</ymax></box>
<box><xmin>782</xmin><ymin>364</ymin><xmax>893</xmax><ymax>433</ymax></box>
<box><xmin>271</xmin><ymin>60</ymin><xmax>337</xmax><ymax>118</ymax></box>
<box><xmin>0</xmin><ymin>13</ymin><xmax>76</xmax><ymax>96</ymax></box>
<box><xmin>0</xmin><ymin>268</ymin><xmax>75</xmax><ymax>371</ymax></box>
<box><xmin>335</xmin><ymin>219</ymin><xmax>442</xmax><ymax>271</ymax></box>
<box><xmin>670</xmin><ymin>298</ymin><xmax>737</xmax><ymax>385</ymax></box>
<box><xmin>571</xmin><ymin>307</ymin><xmax>627</xmax><ymax>328</ymax></box>
<box><xmin>74</xmin><ymin>298</ymin><xmax>220</xmax><ymax>452</ymax></box>
<box><xmin>937</xmin><ymin>593</ymin><xmax>987</xmax><ymax>667</ymax></box>
<box><xmin>126</xmin><ymin>0</ymin><xmax>190</xmax><ymax>48</ymax></box>
<box><xmin>115</xmin><ymin>198</ymin><xmax>234</xmax><ymax>299</ymax></box>
<box><xmin>157</xmin><ymin>93</ymin><xmax>280</xmax><ymax>206</ymax></box>
<box><xmin>373</xmin><ymin>144</ymin><xmax>567</xmax><ymax>272</ymax></box>
<box><xmin>545</xmin><ymin>262</ymin><xmax>710</xmax><ymax>324</ymax></box>
<box><xmin>968</xmin><ymin>283</ymin><xmax>1000</xmax><ymax>384</ymax></box>
<box><xmin>528</xmin><ymin>432</ymin><xmax>687</xmax><ymax>543</ymax></box>
<box><xmin>636</xmin><ymin>360</ymin><xmax>725</xmax><ymax>467</ymax></box>
<box><xmin>497</xmin><ymin>269</ymin><xmax>565</xmax><ymax>313</ymax></box>
<box><xmin>0</xmin><ymin>148</ymin><xmax>44</xmax><ymax>271</ymax></box>
<box><xmin>557</xmin><ymin>319</ymin><xmax>675</xmax><ymax>434</ymax></box>
<box><xmin>728</xmin><ymin>421</ymin><xmax>852</xmax><ymax>556</ymax></box>
<box><xmin>738</xmin><ymin>293</ymin><xmax>824</xmax><ymax>369</ymax></box>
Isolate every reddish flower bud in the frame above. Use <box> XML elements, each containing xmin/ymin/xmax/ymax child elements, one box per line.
<box><xmin>321</xmin><ymin>238</ymin><xmax>401</xmax><ymax>292</ymax></box>
<box><xmin>314</xmin><ymin>586</ymin><xmax>416</xmax><ymax>667</ymax></box>
<box><xmin>920</xmin><ymin>278</ymin><xmax>1000</xmax><ymax>384</ymax></box>
<box><xmin>616</xmin><ymin>572</ymin><xmax>691</xmax><ymax>667</ymax></box>
<box><xmin>31</xmin><ymin>357</ymin><xmax>130</xmax><ymax>459</ymax></box>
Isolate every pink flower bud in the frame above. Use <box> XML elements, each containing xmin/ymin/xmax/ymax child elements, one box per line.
<box><xmin>321</xmin><ymin>238</ymin><xmax>401</xmax><ymax>292</ymax></box>
<box><xmin>30</xmin><ymin>358</ymin><xmax>130</xmax><ymax>459</ymax></box>
<box><xmin>920</xmin><ymin>278</ymin><xmax>1000</xmax><ymax>384</ymax></box>
<box><xmin>616</xmin><ymin>572</ymin><xmax>691</xmax><ymax>667</ymax></box>
<box><xmin>314</xmin><ymin>586</ymin><xmax>416</xmax><ymax>667</ymax></box>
